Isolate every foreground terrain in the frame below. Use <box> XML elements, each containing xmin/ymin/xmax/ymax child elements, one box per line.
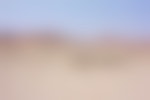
<box><xmin>0</xmin><ymin>38</ymin><xmax>150</xmax><ymax>100</ymax></box>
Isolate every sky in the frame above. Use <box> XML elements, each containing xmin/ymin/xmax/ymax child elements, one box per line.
<box><xmin>0</xmin><ymin>0</ymin><xmax>150</xmax><ymax>37</ymax></box>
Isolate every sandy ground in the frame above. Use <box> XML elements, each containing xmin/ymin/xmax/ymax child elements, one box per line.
<box><xmin>0</xmin><ymin>46</ymin><xmax>150</xmax><ymax>100</ymax></box>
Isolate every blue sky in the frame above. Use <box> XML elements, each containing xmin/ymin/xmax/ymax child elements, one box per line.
<box><xmin>0</xmin><ymin>0</ymin><xmax>150</xmax><ymax>37</ymax></box>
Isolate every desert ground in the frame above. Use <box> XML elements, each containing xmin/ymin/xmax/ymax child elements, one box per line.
<box><xmin>0</xmin><ymin>38</ymin><xmax>150</xmax><ymax>100</ymax></box>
